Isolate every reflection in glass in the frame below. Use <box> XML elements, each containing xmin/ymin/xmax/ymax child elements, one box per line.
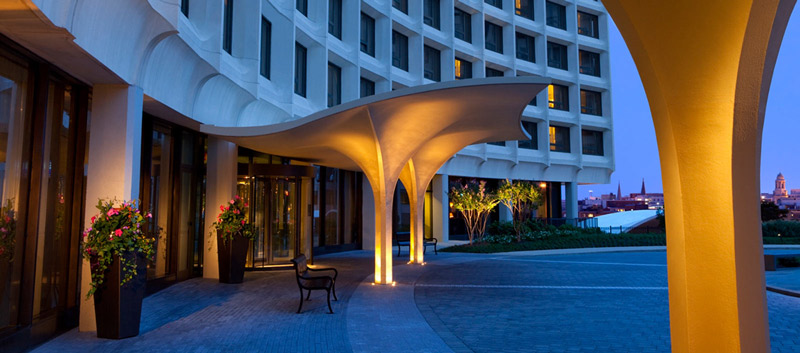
<box><xmin>147</xmin><ymin>127</ymin><xmax>172</xmax><ymax>279</ymax></box>
<box><xmin>271</xmin><ymin>178</ymin><xmax>296</xmax><ymax>262</ymax></box>
<box><xmin>324</xmin><ymin>169</ymin><xmax>339</xmax><ymax>246</ymax></box>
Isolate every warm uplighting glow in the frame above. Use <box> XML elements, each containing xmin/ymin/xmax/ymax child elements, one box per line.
<box><xmin>588</xmin><ymin>214</ymin><xmax>594</xmax><ymax>218</ymax></box>
<box><xmin>391</xmin><ymin>282</ymin><xmax>396</xmax><ymax>287</ymax></box>
<box><xmin>539</xmin><ymin>182</ymin><xmax>547</xmax><ymax>188</ymax></box>
<box><xmin>371</xmin><ymin>282</ymin><xmax>375</xmax><ymax>286</ymax></box>
<box><xmin>449</xmin><ymin>212</ymin><xmax>454</xmax><ymax>219</ymax></box>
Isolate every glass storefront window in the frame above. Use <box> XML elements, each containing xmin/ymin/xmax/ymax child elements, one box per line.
<box><xmin>324</xmin><ymin>168</ymin><xmax>339</xmax><ymax>246</ymax></box>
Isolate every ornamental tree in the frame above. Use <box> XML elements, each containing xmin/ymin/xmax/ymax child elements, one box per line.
<box><xmin>496</xmin><ymin>180</ymin><xmax>543</xmax><ymax>242</ymax></box>
<box><xmin>449</xmin><ymin>180</ymin><xmax>498</xmax><ymax>244</ymax></box>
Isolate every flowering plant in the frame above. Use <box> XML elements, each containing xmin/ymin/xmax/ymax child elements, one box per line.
<box><xmin>82</xmin><ymin>199</ymin><xmax>155</xmax><ymax>298</ymax></box>
<box><xmin>0</xmin><ymin>199</ymin><xmax>16</xmax><ymax>262</ymax></box>
<box><xmin>212</xmin><ymin>195</ymin><xmax>255</xmax><ymax>243</ymax></box>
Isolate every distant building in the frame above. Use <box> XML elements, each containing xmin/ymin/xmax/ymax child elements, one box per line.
<box><xmin>774</xmin><ymin>173</ymin><xmax>789</xmax><ymax>198</ymax></box>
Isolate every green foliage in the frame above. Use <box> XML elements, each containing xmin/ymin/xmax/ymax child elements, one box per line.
<box><xmin>211</xmin><ymin>195</ymin><xmax>256</xmax><ymax>243</ymax></box>
<box><xmin>449</xmin><ymin>180</ymin><xmax>499</xmax><ymax>244</ymax></box>
<box><xmin>762</xmin><ymin>220</ymin><xmax>800</xmax><ymax>238</ymax></box>
<box><xmin>0</xmin><ymin>199</ymin><xmax>16</xmax><ymax>262</ymax></box>
<box><xmin>496</xmin><ymin>180</ymin><xmax>543</xmax><ymax>242</ymax></box>
<box><xmin>761</xmin><ymin>201</ymin><xmax>789</xmax><ymax>221</ymax></box>
<box><xmin>442</xmin><ymin>232</ymin><xmax>667</xmax><ymax>253</ymax></box>
<box><xmin>82</xmin><ymin>199</ymin><xmax>156</xmax><ymax>298</ymax></box>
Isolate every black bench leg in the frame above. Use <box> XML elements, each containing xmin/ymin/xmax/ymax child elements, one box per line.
<box><xmin>306</xmin><ymin>289</ymin><xmax>312</xmax><ymax>301</ymax></box>
<box><xmin>397</xmin><ymin>245</ymin><xmax>401</xmax><ymax>257</ymax></box>
<box><xmin>332</xmin><ymin>281</ymin><xmax>338</xmax><ymax>301</ymax></box>
<box><xmin>434</xmin><ymin>243</ymin><xmax>438</xmax><ymax>255</ymax></box>
<box><xmin>296</xmin><ymin>288</ymin><xmax>305</xmax><ymax>314</ymax></box>
<box><xmin>326</xmin><ymin>289</ymin><xmax>334</xmax><ymax>314</ymax></box>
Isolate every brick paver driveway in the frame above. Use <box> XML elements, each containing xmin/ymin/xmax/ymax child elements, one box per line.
<box><xmin>32</xmin><ymin>250</ymin><xmax>800</xmax><ymax>352</ymax></box>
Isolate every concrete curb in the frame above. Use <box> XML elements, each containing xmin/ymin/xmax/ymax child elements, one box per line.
<box><xmin>492</xmin><ymin>246</ymin><xmax>667</xmax><ymax>257</ymax></box>
<box><xmin>767</xmin><ymin>285</ymin><xmax>800</xmax><ymax>298</ymax></box>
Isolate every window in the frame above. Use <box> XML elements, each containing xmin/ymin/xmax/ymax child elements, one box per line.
<box><xmin>393</xmin><ymin>0</ymin><xmax>408</xmax><ymax>14</ymax></box>
<box><xmin>516</xmin><ymin>32</ymin><xmax>535</xmax><ymax>63</ymax></box>
<box><xmin>485</xmin><ymin>22</ymin><xmax>503</xmax><ymax>54</ymax></box>
<box><xmin>548</xmin><ymin>84</ymin><xmax>569</xmax><ymax>111</ymax></box>
<box><xmin>223</xmin><ymin>0</ymin><xmax>233</xmax><ymax>54</ymax></box>
<box><xmin>529</xmin><ymin>95</ymin><xmax>538</xmax><ymax>106</ymax></box>
<box><xmin>454</xmin><ymin>8</ymin><xmax>472</xmax><ymax>43</ymax></box>
<box><xmin>392</xmin><ymin>31</ymin><xmax>409</xmax><ymax>71</ymax></box>
<box><xmin>486</xmin><ymin>67</ymin><xmax>504</xmax><ymax>77</ymax></box>
<box><xmin>581</xmin><ymin>89</ymin><xmax>602</xmax><ymax>116</ymax></box>
<box><xmin>327</xmin><ymin>63</ymin><xmax>341</xmax><ymax>107</ymax></box>
<box><xmin>516</xmin><ymin>0</ymin><xmax>534</xmax><ymax>20</ymax></box>
<box><xmin>578</xmin><ymin>11</ymin><xmax>599</xmax><ymax>38</ymax></box>
<box><xmin>328</xmin><ymin>0</ymin><xmax>342</xmax><ymax>39</ymax></box>
<box><xmin>546</xmin><ymin>1</ymin><xmax>566</xmax><ymax>30</ymax></box>
<box><xmin>485</xmin><ymin>0</ymin><xmax>502</xmax><ymax>9</ymax></box>
<box><xmin>579</xmin><ymin>50</ymin><xmax>601</xmax><ymax>77</ymax></box>
<box><xmin>455</xmin><ymin>58</ymin><xmax>472</xmax><ymax>79</ymax></box>
<box><xmin>518</xmin><ymin>121</ymin><xmax>538</xmax><ymax>149</ymax></box>
<box><xmin>360</xmin><ymin>78</ymin><xmax>375</xmax><ymax>98</ymax></box>
<box><xmin>424</xmin><ymin>46</ymin><xmax>441</xmax><ymax>81</ymax></box>
<box><xmin>547</xmin><ymin>41</ymin><xmax>568</xmax><ymax>70</ymax></box>
<box><xmin>549</xmin><ymin>125</ymin><xmax>570</xmax><ymax>152</ymax></box>
<box><xmin>294</xmin><ymin>43</ymin><xmax>307</xmax><ymax>97</ymax></box>
<box><xmin>424</xmin><ymin>0</ymin><xmax>440</xmax><ymax>29</ymax></box>
<box><xmin>296</xmin><ymin>0</ymin><xmax>307</xmax><ymax>16</ymax></box>
<box><xmin>582</xmin><ymin>130</ymin><xmax>604</xmax><ymax>155</ymax></box>
<box><xmin>181</xmin><ymin>0</ymin><xmax>189</xmax><ymax>17</ymax></box>
<box><xmin>360</xmin><ymin>13</ymin><xmax>375</xmax><ymax>56</ymax></box>
<box><xmin>260</xmin><ymin>17</ymin><xmax>271</xmax><ymax>79</ymax></box>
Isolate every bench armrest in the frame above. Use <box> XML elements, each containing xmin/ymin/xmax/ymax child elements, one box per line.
<box><xmin>425</xmin><ymin>238</ymin><xmax>438</xmax><ymax>244</ymax></box>
<box><xmin>308</xmin><ymin>267</ymin><xmax>338</xmax><ymax>279</ymax></box>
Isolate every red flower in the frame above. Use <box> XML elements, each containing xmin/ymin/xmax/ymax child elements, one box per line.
<box><xmin>241</xmin><ymin>220</ymin><xmax>245</xmax><ymax>225</ymax></box>
<box><xmin>114</xmin><ymin>229</ymin><xmax>123</xmax><ymax>237</ymax></box>
<box><xmin>91</xmin><ymin>216</ymin><xmax>96</xmax><ymax>223</ymax></box>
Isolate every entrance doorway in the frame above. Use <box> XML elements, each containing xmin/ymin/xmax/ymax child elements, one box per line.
<box><xmin>247</xmin><ymin>176</ymin><xmax>299</xmax><ymax>267</ymax></box>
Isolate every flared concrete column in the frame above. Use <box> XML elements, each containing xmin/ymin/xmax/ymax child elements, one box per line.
<box><xmin>80</xmin><ymin>84</ymin><xmax>143</xmax><ymax>332</ymax></box>
<box><xmin>370</xmin><ymin>182</ymin><xmax>395</xmax><ymax>284</ymax></box>
<box><xmin>565</xmin><ymin>182</ymin><xmax>578</xmax><ymax>220</ymax></box>
<box><xmin>600</xmin><ymin>1</ymin><xmax>794</xmax><ymax>351</ymax></box>
<box><xmin>400</xmin><ymin>162</ymin><xmax>425</xmax><ymax>264</ymax></box>
<box><xmin>203</xmin><ymin>137</ymin><xmax>238</xmax><ymax>280</ymax></box>
<box><xmin>432</xmin><ymin>174</ymin><xmax>449</xmax><ymax>242</ymax></box>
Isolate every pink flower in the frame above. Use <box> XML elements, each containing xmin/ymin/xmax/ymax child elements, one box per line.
<box><xmin>225</xmin><ymin>206</ymin><xmax>229</xmax><ymax>211</ymax></box>
<box><xmin>244</xmin><ymin>203</ymin><xmax>249</xmax><ymax>207</ymax></box>
<box><xmin>229</xmin><ymin>199</ymin><xmax>235</xmax><ymax>205</ymax></box>
<box><xmin>146</xmin><ymin>212</ymin><xmax>152</xmax><ymax>218</ymax></box>
<box><xmin>235</xmin><ymin>195</ymin><xmax>240</xmax><ymax>200</ymax></box>
<box><xmin>107</xmin><ymin>208</ymin><xmax>119</xmax><ymax>217</ymax></box>
<box><xmin>241</xmin><ymin>220</ymin><xmax>245</xmax><ymax>225</ymax></box>
<box><xmin>114</xmin><ymin>229</ymin><xmax>123</xmax><ymax>237</ymax></box>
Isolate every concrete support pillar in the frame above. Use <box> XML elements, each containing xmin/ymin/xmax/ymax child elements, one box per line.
<box><xmin>371</xmin><ymin>182</ymin><xmax>395</xmax><ymax>284</ymax></box>
<box><xmin>432</xmin><ymin>174</ymin><xmax>449</xmax><ymax>242</ymax></box>
<box><xmin>362</xmin><ymin>178</ymin><xmax>376</xmax><ymax>250</ymax></box>
<box><xmin>565</xmin><ymin>182</ymin><xmax>578</xmax><ymax>220</ymax></box>
<box><xmin>548</xmin><ymin>182</ymin><xmax>562</xmax><ymax>219</ymax></box>
<box><xmin>203</xmin><ymin>137</ymin><xmax>238</xmax><ymax>280</ymax></box>
<box><xmin>80</xmin><ymin>84</ymin><xmax>143</xmax><ymax>332</ymax></box>
<box><xmin>499</xmin><ymin>203</ymin><xmax>513</xmax><ymax>222</ymax></box>
<box><xmin>400</xmin><ymin>162</ymin><xmax>425</xmax><ymax>264</ymax></box>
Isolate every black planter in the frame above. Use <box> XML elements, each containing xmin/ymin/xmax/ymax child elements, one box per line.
<box><xmin>92</xmin><ymin>251</ymin><xmax>146</xmax><ymax>339</ymax></box>
<box><xmin>217</xmin><ymin>230</ymin><xmax>249</xmax><ymax>284</ymax></box>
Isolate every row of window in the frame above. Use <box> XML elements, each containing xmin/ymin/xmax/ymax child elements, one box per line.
<box><xmin>489</xmin><ymin>123</ymin><xmax>605</xmax><ymax>156</ymax></box>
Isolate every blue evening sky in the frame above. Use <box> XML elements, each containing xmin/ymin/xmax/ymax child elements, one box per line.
<box><xmin>578</xmin><ymin>9</ymin><xmax>800</xmax><ymax>199</ymax></box>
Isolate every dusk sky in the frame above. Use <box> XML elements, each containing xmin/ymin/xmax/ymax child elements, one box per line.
<box><xmin>579</xmin><ymin>9</ymin><xmax>800</xmax><ymax>199</ymax></box>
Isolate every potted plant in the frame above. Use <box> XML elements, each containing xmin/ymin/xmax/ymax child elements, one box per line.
<box><xmin>0</xmin><ymin>199</ymin><xmax>16</xmax><ymax>301</ymax></box>
<box><xmin>82</xmin><ymin>199</ymin><xmax>155</xmax><ymax>339</ymax></box>
<box><xmin>212</xmin><ymin>195</ymin><xmax>255</xmax><ymax>284</ymax></box>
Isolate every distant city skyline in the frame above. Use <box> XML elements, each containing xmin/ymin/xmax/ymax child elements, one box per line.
<box><xmin>579</xmin><ymin>10</ymin><xmax>800</xmax><ymax>199</ymax></box>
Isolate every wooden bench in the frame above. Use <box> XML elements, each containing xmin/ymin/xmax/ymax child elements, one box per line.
<box><xmin>395</xmin><ymin>231</ymin><xmax>438</xmax><ymax>257</ymax></box>
<box><xmin>764</xmin><ymin>253</ymin><xmax>800</xmax><ymax>271</ymax></box>
<box><xmin>290</xmin><ymin>255</ymin><xmax>338</xmax><ymax>314</ymax></box>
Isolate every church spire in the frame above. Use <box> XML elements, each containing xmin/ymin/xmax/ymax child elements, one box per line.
<box><xmin>641</xmin><ymin>178</ymin><xmax>646</xmax><ymax>195</ymax></box>
<box><xmin>617</xmin><ymin>181</ymin><xmax>621</xmax><ymax>200</ymax></box>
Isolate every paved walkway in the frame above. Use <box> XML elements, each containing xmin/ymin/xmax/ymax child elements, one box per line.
<box><xmin>32</xmin><ymin>248</ymin><xmax>800</xmax><ymax>352</ymax></box>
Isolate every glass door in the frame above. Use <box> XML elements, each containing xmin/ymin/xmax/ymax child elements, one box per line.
<box><xmin>270</xmin><ymin>177</ymin><xmax>296</xmax><ymax>263</ymax></box>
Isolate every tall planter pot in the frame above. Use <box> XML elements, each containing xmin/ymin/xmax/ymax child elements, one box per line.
<box><xmin>92</xmin><ymin>251</ymin><xmax>146</xmax><ymax>339</ymax></box>
<box><xmin>217</xmin><ymin>230</ymin><xmax>249</xmax><ymax>284</ymax></box>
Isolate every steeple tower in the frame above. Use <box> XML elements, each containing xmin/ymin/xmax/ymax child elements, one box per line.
<box><xmin>617</xmin><ymin>181</ymin><xmax>621</xmax><ymax>200</ymax></box>
<box><xmin>774</xmin><ymin>173</ymin><xmax>788</xmax><ymax>198</ymax></box>
<box><xmin>641</xmin><ymin>178</ymin><xmax>646</xmax><ymax>195</ymax></box>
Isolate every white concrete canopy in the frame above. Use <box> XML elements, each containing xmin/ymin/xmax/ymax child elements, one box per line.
<box><xmin>201</xmin><ymin>77</ymin><xmax>549</xmax><ymax>283</ymax></box>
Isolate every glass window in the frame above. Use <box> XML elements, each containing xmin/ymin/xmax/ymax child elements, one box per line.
<box><xmin>324</xmin><ymin>168</ymin><xmax>339</xmax><ymax>246</ymax></box>
<box><xmin>294</xmin><ymin>43</ymin><xmax>307</xmax><ymax>97</ymax></box>
<box><xmin>328</xmin><ymin>0</ymin><xmax>342</xmax><ymax>39</ymax></box>
<box><xmin>260</xmin><ymin>17</ymin><xmax>271</xmax><ymax>79</ymax></box>
<box><xmin>518</xmin><ymin>121</ymin><xmax>538</xmax><ymax>149</ymax></box>
<box><xmin>579</xmin><ymin>50</ymin><xmax>601</xmax><ymax>77</ymax></box>
<box><xmin>360</xmin><ymin>78</ymin><xmax>375</xmax><ymax>98</ymax></box>
<box><xmin>578</xmin><ymin>11</ymin><xmax>599</xmax><ymax>38</ymax></box>
<box><xmin>392</xmin><ymin>31</ymin><xmax>409</xmax><ymax>71</ymax></box>
<box><xmin>582</xmin><ymin>129</ymin><xmax>604</xmax><ymax>155</ymax></box>
<box><xmin>487</xmin><ymin>141</ymin><xmax>506</xmax><ymax>146</ymax></box>
<box><xmin>296</xmin><ymin>0</ymin><xmax>308</xmax><ymax>16</ymax></box>
<box><xmin>181</xmin><ymin>0</ymin><xmax>189</xmax><ymax>17</ymax></box>
<box><xmin>424</xmin><ymin>0</ymin><xmax>440</xmax><ymax>29</ymax></box>
<box><xmin>222</xmin><ymin>0</ymin><xmax>234</xmax><ymax>54</ymax></box>
<box><xmin>360</xmin><ymin>13</ymin><xmax>375</xmax><ymax>56</ymax></box>
<box><xmin>548</xmin><ymin>84</ymin><xmax>569</xmax><ymax>111</ymax></box>
<box><xmin>485</xmin><ymin>22</ymin><xmax>503</xmax><ymax>54</ymax></box>
<box><xmin>549</xmin><ymin>125</ymin><xmax>570</xmax><ymax>152</ymax></box>
<box><xmin>424</xmin><ymin>45</ymin><xmax>441</xmax><ymax>82</ymax></box>
<box><xmin>485</xmin><ymin>0</ymin><xmax>502</xmax><ymax>9</ymax></box>
<box><xmin>486</xmin><ymin>67</ymin><xmax>504</xmax><ymax>77</ymax></box>
<box><xmin>516</xmin><ymin>32</ymin><xmax>535</xmax><ymax>63</ymax></box>
<box><xmin>581</xmin><ymin>89</ymin><xmax>602</xmax><ymax>116</ymax></box>
<box><xmin>455</xmin><ymin>58</ymin><xmax>472</xmax><ymax>80</ymax></box>
<box><xmin>516</xmin><ymin>0</ymin><xmax>534</xmax><ymax>20</ymax></box>
<box><xmin>546</xmin><ymin>1</ymin><xmax>566</xmax><ymax>30</ymax></box>
<box><xmin>393</xmin><ymin>0</ymin><xmax>408</xmax><ymax>14</ymax></box>
<box><xmin>547</xmin><ymin>41</ymin><xmax>568</xmax><ymax>70</ymax></box>
<box><xmin>327</xmin><ymin>63</ymin><xmax>341</xmax><ymax>107</ymax></box>
<box><xmin>454</xmin><ymin>8</ymin><xmax>472</xmax><ymax>43</ymax></box>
